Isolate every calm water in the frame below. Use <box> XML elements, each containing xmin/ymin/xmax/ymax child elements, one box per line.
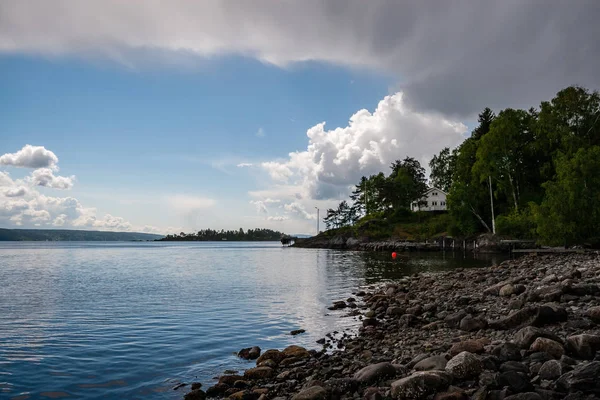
<box><xmin>0</xmin><ymin>242</ymin><xmax>507</xmax><ymax>399</ymax></box>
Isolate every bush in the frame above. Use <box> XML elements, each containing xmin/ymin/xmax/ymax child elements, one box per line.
<box><xmin>495</xmin><ymin>209</ymin><xmax>536</xmax><ymax>239</ymax></box>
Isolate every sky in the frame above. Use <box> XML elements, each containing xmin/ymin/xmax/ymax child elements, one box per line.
<box><xmin>1</xmin><ymin>1</ymin><xmax>599</xmax><ymax>235</ymax></box>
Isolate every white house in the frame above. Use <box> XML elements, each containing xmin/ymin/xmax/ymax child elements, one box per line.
<box><xmin>411</xmin><ymin>187</ymin><xmax>448</xmax><ymax>212</ymax></box>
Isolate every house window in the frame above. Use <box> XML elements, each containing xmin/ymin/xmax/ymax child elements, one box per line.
<box><xmin>432</xmin><ymin>192</ymin><xmax>437</xmax><ymax>196</ymax></box>
<box><xmin>441</xmin><ymin>201</ymin><xmax>446</xmax><ymax>206</ymax></box>
<box><xmin>432</xmin><ymin>201</ymin><xmax>437</xmax><ymax>206</ymax></box>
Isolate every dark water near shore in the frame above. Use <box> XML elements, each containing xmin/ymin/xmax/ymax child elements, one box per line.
<box><xmin>0</xmin><ymin>242</ymin><xmax>507</xmax><ymax>399</ymax></box>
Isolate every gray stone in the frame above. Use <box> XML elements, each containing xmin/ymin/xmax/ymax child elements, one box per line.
<box><xmin>556</xmin><ymin>361</ymin><xmax>600</xmax><ymax>393</ymax></box>
<box><xmin>491</xmin><ymin>342</ymin><xmax>522</xmax><ymax>362</ymax></box>
<box><xmin>586</xmin><ymin>306</ymin><xmax>600</xmax><ymax>323</ymax></box>
<box><xmin>353</xmin><ymin>362</ymin><xmax>397</xmax><ymax>384</ymax></box>
<box><xmin>532</xmin><ymin>304</ymin><xmax>568</xmax><ymax>326</ymax></box>
<box><xmin>414</xmin><ymin>355</ymin><xmax>448</xmax><ymax>371</ymax></box>
<box><xmin>498</xmin><ymin>371</ymin><xmax>534</xmax><ymax>393</ymax></box>
<box><xmin>184</xmin><ymin>389</ymin><xmax>206</xmax><ymax>400</ymax></box>
<box><xmin>390</xmin><ymin>371</ymin><xmax>452</xmax><ymax>399</ymax></box>
<box><xmin>513</xmin><ymin>326</ymin><xmax>563</xmax><ymax>349</ymax></box>
<box><xmin>445</xmin><ymin>351</ymin><xmax>483</xmax><ymax>380</ymax></box>
<box><xmin>538</xmin><ymin>359</ymin><xmax>562</xmax><ymax>380</ymax></box>
<box><xmin>503</xmin><ymin>394</ymin><xmax>543</xmax><ymax>400</ymax></box>
<box><xmin>530</xmin><ymin>337</ymin><xmax>565</xmax><ymax>359</ymax></box>
<box><xmin>459</xmin><ymin>315</ymin><xmax>488</xmax><ymax>332</ymax></box>
<box><xmin>291</xmin><ymin>386</ymin><xmax>329</xmax><ymax>400</ymax></box>
<box><xmin>566</xmin><ymin>334</ymin><xmax>600</xmax><ymax>359</ymax></box>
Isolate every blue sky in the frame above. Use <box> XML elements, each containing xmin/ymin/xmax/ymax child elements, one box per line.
<box><xmin>1</xmin><ymin>1</ymin><xmax>598</xmax><ymax>234</ymax></box>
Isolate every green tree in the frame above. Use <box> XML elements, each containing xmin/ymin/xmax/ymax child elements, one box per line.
<box><xmin>429</xmin><ymin>147</ymin><xmax>456</xmax><ymax>192</ymax></box>
<box><xmin>533</xmin><ymin>146</ymin><xmax>600</xmax><ymax>246</ymax></box>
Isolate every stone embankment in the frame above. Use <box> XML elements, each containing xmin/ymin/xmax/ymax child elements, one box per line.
<box><xmin>184</xmin><ymin>253</ymin><xmax>600</xmax><ymax>400</ymax></box>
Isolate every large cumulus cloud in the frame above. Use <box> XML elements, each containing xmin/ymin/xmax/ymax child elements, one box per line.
<box><xmin>1</xmin><ymin>0</ymin><xmax>598</xmax><ymax>116</ymax></box>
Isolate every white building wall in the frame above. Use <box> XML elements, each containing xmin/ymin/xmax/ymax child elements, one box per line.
<box><xmin>411</xmin><ymin>188</ymin><xmax>447</xmax><ymax>211</ymax></box>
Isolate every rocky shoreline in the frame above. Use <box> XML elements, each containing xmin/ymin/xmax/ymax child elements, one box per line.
<box><xmin>184</xmin><ymin>253</ymin><xmax>600</xmax><ymax>400</ymax></box>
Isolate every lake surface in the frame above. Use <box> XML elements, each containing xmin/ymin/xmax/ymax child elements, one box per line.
<box><xmin>0</xmin><ymin>242</ymin><xmax>507</xmax><ymax>399</ymax></box>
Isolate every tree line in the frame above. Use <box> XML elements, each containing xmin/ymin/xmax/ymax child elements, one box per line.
<box><xmin>160</xmin><ymin>228</ymin><xmax>284</xmax><ymax>241</ymax></box>
<box><xmin>323</xmin><ymin>86</ymin><xmax>600</xmax><ymax>247</ymax></box>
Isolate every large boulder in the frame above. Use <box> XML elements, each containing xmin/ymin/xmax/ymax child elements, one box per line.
<box><xmin>531</xmin><ymin>304</ymin><xmax>568</xmax><ymax>327</ymax></box>
<box><xmin>244</xmin><ymin>366</ymin><xmax>274</xmax><ymax>380</ymax></box>
<box><xmin>538</xmin><ymin>359</ymin><xmax>563</xmax><ymax>380</ymax></box>
<box><xmin>219</xmin><ymin>375</ymin><xmax>244</xmax><ymax>385</ymax></box>
<box><xmin>445</xmin><ymin>352</ymin><xmax>483</xmax><ymax>380</ymax></box>
<box><xmin>586</xmin><ymin>306</ymin><xmax>600</xmax><ymax>323</ymax></box>
<box><xmin>488</xmin><ymin>307</ymin><xmax>537</xmax><ymax>330</ymax></box>
<box><xmin>414</xmin><ymin>355</ymin><xmax>448</xmax><ymax>371</ymax></box>
<box><xmin>497</xmin><ymin>371</ymin><xmax>534</xmax><ymax>393</ymax></box>
<box><xmin>449</xmin><ymin>339</ymin><xmax>487</xmax><ymax>356</ymax></box>
<box><xmin>513</xmin><ymin>326</ymin><xmax>563</xmax><ymax>349</ymax></box>
<box><xmin>291</xmin><ymin>386</ymin><xmax>329</xmax><ymax>400</ymax></box>
<box><xmin>459</xmin><ymin>315</ymin><xmax>488</xmax><ymax>332</ymax></box>
<box><xmin>491</xmin><ymin>342</ymin><xmax>522</xmax><ymax>362</ymax></box>
<box><xmin>556</xmin><ymin>361</ymin><xmax>600</xmax><ymax>393</ymax></box>
<box><xmin>282</xmin><ymin>345</ymin><xmax>311</xmax><ymax>359</ymax></box>
<box><xmin>530</xmin><ymin>337</ymin><xmax>565</xmax><ymax>359</ymax></box>
<box><xmin>184</xmin><ymin>389</ymin><xmax>207</xmax><ymax>400</ymax></box>
<box><xmin>256</xmin><ymin>349</ymin><xmax>284</xmax><ymax>365</ymax></box>
<box><xmin>238</xmin><ymin>346</ymin><xmax>261</xmax><ymax>360</ymax></box>
<box><xmin>353</xmin><ymin>362</ymin><xmax>398</xmax><ymax>384</ymax></box>
<box><xmin>565</xmin><ymin>334</ymin><xmax>600</xmax><ymax>359</ymax></box>
<box><xmin>390</xmin><ymin>371</ymin><xmax>452</xmax><ymax>399</ymax></box>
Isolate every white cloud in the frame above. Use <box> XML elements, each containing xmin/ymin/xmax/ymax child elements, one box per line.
<box><xmin>261</xmin><ymin>92</ymin><xmax>466</xmax><ymax>200</ymax></box>
<box><xmin>27</xmin><ymin>168</ymin><xmax>75</xmax><ymax>189</ymax></box>
<box><xmin>267</xmin><ymin>215</ymin><xmax>289</xmax><ymax>221</ymax></box>
<box><xmin>250</xmin><ymin>200</ymin><xmax>268</xmax><ymax>214</ymax></box>
<box><xmin>4</xmin><ymin>186</ymin><xmax>27</xmax><ymax>197</ymax></box>
<box><xmin>167</xmin><ymin>195</ymin><xmax>216</xmax><ymax>212</ymax></box>
<box><xmin>284</xmin><ymin>202</ymin><xmax>316</xmax><ymax>220</ymax></box>
<box><xmin>236</xmin><ymin>163</ymin><xmax>254</xmax><ymax>168</ymax></box>
<box><xmin>53</xmin><ymin>214</ymin><xmax>67</xmax><ymax>226</ymax></box>
<box><xmin>264</xmin><ymin>198</ymin><xmax>280</xmax><ymax>204</ymax></box>
<box><xmin>256</xmin><ymin>127</ymin><xmax>265</xmax><ymax>138</ymax></box>
<box><xmin>0</xmin><ymin>145</ymin><xmax>59</xmax><ymax>169</ymax></box>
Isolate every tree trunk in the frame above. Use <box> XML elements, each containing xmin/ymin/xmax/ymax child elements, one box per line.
<box><xmin>508</xmin><ymin>173</ymin><xmax>519</xmax><ymax>211</ymax></box>
<box><xmin>470</xmin><ymin>205</ymin><xmax>492</xmax><ymax>232</ymax></box>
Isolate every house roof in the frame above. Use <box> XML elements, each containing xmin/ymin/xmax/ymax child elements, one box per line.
<box><xmin>424</xmin><ymin>187</ymin><xmax>448</xmax><ymax>195</ymax></box>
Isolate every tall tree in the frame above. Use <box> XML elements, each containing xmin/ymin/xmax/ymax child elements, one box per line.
<box><xmin>429</xmin><ymin>147</ymin><xmax>456</xmax><ymax>192</ymax></box>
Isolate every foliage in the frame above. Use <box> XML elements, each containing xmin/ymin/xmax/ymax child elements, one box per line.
<box><xmin>161</xmin><ymin>228</ymin><xmax>284</xmax><ymax>241</ymax></box>
<box><xmin>0</xmin><ymin>228</ymin><xmax>163</xmax><ymax>241</ymax></box>
<box><xmin>495</xmin><ymin>210</ymin><xmax>536</xmax><ymax>239</ymax></box>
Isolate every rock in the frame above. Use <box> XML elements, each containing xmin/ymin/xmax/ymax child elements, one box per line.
<box><xmin>390</xmin><ymin>371</ymin><xmax>452</xmax><ymax>399</ymax></box>
<box><xmin>387</xmin><ymin>306</ymin><xmax>405</xmax><ymax>316</ymax></box>
<box><xmin>531</xmin><ymin>304</ymin><xmax>568</xmax><ymax>326</ymax></box>
<box><xmin>449</xmin><ymin>339</ymin><xmax>487</xmax><ymax>356</ymax></box>
<box><xmin>244</xmin><ymin>367</ymin><xmax>274</xmax><ymax>380</ymax></box>
<box><xmin>365</xmin><ymin>310</ymin><xmax>376</xmax><ymax>318</ymax></box>
<box><xmin>191</xmin><ymin>383</ymin><xmax>202</xmax><ymax>390</ymax></box>
<box><xmin>459</xmin><ymin>315</ymin><xmax>488</xmax><ymax>332</ymax></box>
<box><xmin>282</xmin><ymin>345</ymin><xmax>311</xmax><ymax>359</ymax></box>
<box><xmin>500</xmin><ymin>284</ymin><xmax>516</xmax><ymax>297</ymax></box>
<box><xmin>206</xmin><ymin>383</ymin><xmax>229</xmax><ymax>397</ymax></box>
<box><xmin>491</xmin><ymin>342</ymin><xmax>522</xmax><ymax>362</ymax></box>
<box><xmin>497</xmin><ymin>371</ymin><xmax>534</xmax><ymax>393</ymax></box>
<box><xmin>238</xmin><ymin>346</ymin><xmax>262</xmax><ymax>360</ymax></box>
<box><xmin>565</xmin><ymin>334</ymin><xmax>600</xmax><ymax>359</ymax></box>
<box><xmin>291</xmin><ymin>386</ymin><xmax>329</xmax><ymax>400</ymax></box>
<box><xmin>290</xmin><ymin>329</ymin><xmax>306</xmax><ymax>336</ymax></box>
<box><xmin>414</xmin><ymin>355</ymin><xmax>448</xmax><ymax>371</ymax></box>
<box><xmin>484</xmin><ymin>281</ymin><xmax>512</xmax><ymax>296</ymax></box>
<box><xmin>513</xmin><ymin>326</ymin><xmax>563</xmax><ymax>349</ymax></box>
<box><xmin>586</xmin><ymin>306</ymin><xmax>600</xmax><ymax>323</ymax></box>
<box><xmin>503</xmin><ymin>394</ymin><xmax>543</xmax><ymax>400</ymax></box>
<box><xmin>228</xmin><ymin>390</ymin><xmax>258</xmax><ymax>400</ymax></box>
<box><xmin>445</xmin><ymin>310</ymin><xmax>468</xmax><ymax>329</ymax></box>
<box><xmin>219</xmin><ymin>375</ymin><xmax>244</xmax><ymax>385</ymax></box>
<box><xmin>489</xmin><ymin>307</ymin><xmax>537</xmax><ymax>330</ymax></box>
<box><xmin>362</xmin><ymin>318</ymin><xmax>379</xmax><ymax>327</ymax></box>
<box><xmin>184</xmin><ymin>389</ymin><xmax>207</xmax><ymax>400</ymax></box>
<box><xmin>353</xmin><ymin>362</ymin><xmax>397</xmax><ymax>384</ymax></box>
<box><xmin>556</xmin><ymin>361</ymin><xmax>600</xmax><ymax>393</ymax></box>
<box><xmin>445</xmin><ymin>351</ymin><xmax>483</xmax><ymax>380</ymax></box>
<box><xmin>257</xmin><ymin>359</ymin><xmax>277</xmax><ymax>368</ymax></box>
<box><xmin>433</xmin><ymin>387</ymin><xmax>468</xmax><ymax>400</ymax></box>
<box><xmin>363</xmin><ymin>387</ymin><xmax>383</xmax><ymax>400</ymax></box>
<box><xmin>256</xmin><ymin>349</ymin><xmax>284</xmax><ymax>365</ymax></box>
<box><xmin>530</xmin><ymin>337</ymin><xmax>564</xmax><ymax>359</ymax></box>
<box><xmin>538</xmin><ymin>359</ymin><xmax>563</xmax><ymax>380</ymax></box>
<box><xmin>328</xmin><ymin>301</ymin><xmax>347</xmax><ymax>310</ymax></box>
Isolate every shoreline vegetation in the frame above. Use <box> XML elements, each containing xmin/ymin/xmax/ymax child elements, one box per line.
<box><xmin>158</xmin><ymin>228</ymin><xmax>285</xmax><ymax>242</ymax></box>
<box><xmin>183</xmin><ymin>253</ymin><xmax>600</xmax><ymax>400</ymax></box>
<box><xmin>296</xmin><ymin>86</ymin><xmax>600</xmax><ymax>252</ymax></box>
<box><xmin>0</xmin><ymin>228</ymin><xmax>163</xmax><ymax>242</ymax></box>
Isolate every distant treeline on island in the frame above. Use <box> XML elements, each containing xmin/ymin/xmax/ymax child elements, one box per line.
<box><xmin>159</xmin><ymin>228</ymin><xmax>285</xmax><ymax>241</ymax></box>
<box><xmin>0</xmin><ymin>228</ymin><xmax>164</xmax><ymax>241</ymax></box>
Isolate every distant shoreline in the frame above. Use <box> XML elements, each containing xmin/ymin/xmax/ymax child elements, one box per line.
<box><xmin>0</xmin><ymin>228</ymin><xmax>163</xmax><ymax>242</ymax></box>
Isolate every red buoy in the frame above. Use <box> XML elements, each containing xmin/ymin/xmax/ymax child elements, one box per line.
<box><xmin>391</xmin><ymin>252</ymin><xmax>397</xmax><ymax>259</ymax></box>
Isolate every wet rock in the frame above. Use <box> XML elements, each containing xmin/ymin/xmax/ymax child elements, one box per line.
<box><xmin>219</xmin><ymin>375</ymin><xmax>245</xmax><ymax>385</ymax></box>
<box><xmin>244</xmin><ymin>367</ymin><xmax>274</xmax><ymax>380</ymax></box>
<box><xmin>362</xmin><ymin>318</ymin><xmax>379</xmax><ymax>327</ymax></box>
<box><xmin>565</xmin><ymin>334</ymin><xmax>600</xmax><ymax>359</ymax></box>
<box><xmin>386</xmin><ymin>306</ymin><xmax>405</xmax><ymax>316</ymax></box>
<box><xmin>191</xmin><ymin>383</ymin><xmax>202</xmax><ymax>390</ymax></box>
<box><xmin>513</xmin><ymin>326</ymin><xmax>563</xmax><ymax>349</ymax></box>
<box><xmin>503</xmin><ymin>394</ymin><xmax>543</xmax><ymax>400</ymax></box>
<box><xmin>282</xmin><ymin>345</ymin><xmax>311</xmax><ymax>359</ymax></box>
<box><xmin>459</xmin><ymin>315</ymin><xmax>488</xmax><ymax>332</ymax></box>
<box><xmin>449</xmin><ymin>339</ymin><xmax>487</xmax><ymax>356</ymax></box>
<box><xmin>184</xmin><ymin>389</ymin><xmax>207</xmax><ymax>400</ymax></box>
<box><xmin>390</xmin><ymin>371</ymin><xmax>452</xmax><ymax>399</ymax></box>
<box><xmin>414</xmin><ymin>355</ymin><xmax>448</xmax><ymax>371</ymax></box>
<box><xmin>290</xmin><ymin>329</ymin><xmax>306</xmax><ymax>336</ymax></box>
<box><xmin>228</xmin><ymin>390</ymin><xmax>259</xmax><ymax>400</ymax></box>
<box><xmin>538</xmin><ymin>359</ymin><xmax>563</xmax><ymax>380</ymax></box>
<box><xmin>353</xmin><ymin>362</ymin><xmax>397</xmax><ymax>385</ymax></box>
<box><xmin>445</xmin><ymin>351</ymin><xmax>483</xmax><ymax>380</ymax></box>
<box><xmin>291</xmin><ymin>386</ymin><xmax>329</xmax><ymax>400</ymax></box>
<box><xmin>328</xmin><ymin>301</ymin><xmax>347</xmax><ymax>310</ymax></box>
<box><xmin>257</xmin><ymin>359</ymin><xmax>277</xmax><ymax>368</ymax></box>
<box><xmin>530</xmin><ymin>337</ymin><xmax>565</xmax><ymax>359</ymax></box>
<box><xmin>556</xmin><ymin>361</ymin><xmax>600</xmax><ymax>393</ymax></box>
<box><xmin>256</xmin><ymin>349</ymin><xmax>284</xmax><ymax>365</ymax></box>
<box><xmin>238</xmin><ymin>346</ymin><xmax>262</xmax><ymax>360</ymax></box>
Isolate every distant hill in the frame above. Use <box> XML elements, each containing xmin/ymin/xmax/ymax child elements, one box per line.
<box><xmin>0</xmin><ymin>228</ymin><xmax>164</xmax><ymax>241</ymax></box>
